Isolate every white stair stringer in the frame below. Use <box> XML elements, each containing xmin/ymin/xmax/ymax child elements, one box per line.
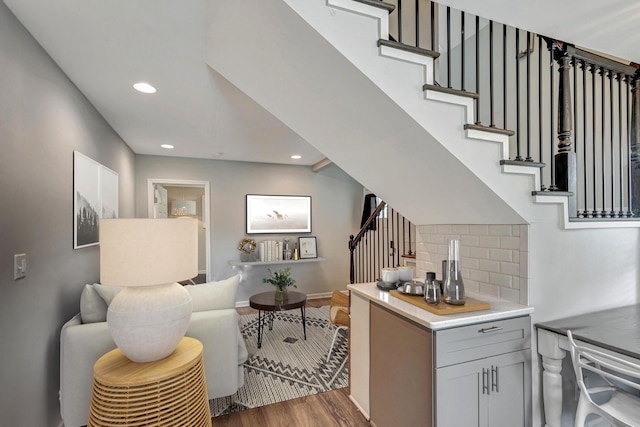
<box><xmin>292</xmin><ymin>0</ymin><xmax>640</xmax><ymax>229</ymax></box>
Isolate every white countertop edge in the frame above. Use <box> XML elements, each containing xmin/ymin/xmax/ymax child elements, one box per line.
<box><xmin>348</xmin><ymin>282</ymin><xmax>534</xmax><ymax>330</ymax></box>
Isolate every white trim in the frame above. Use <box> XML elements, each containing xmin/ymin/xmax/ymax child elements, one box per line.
<box><xmin>502</xmin><ymin>164</ymin><xmax>541</xmax><ymax>193</ymax></box>
<box><xmin>147</xmin><ymin>179</ymin><xmax>212</xmax><ymax>282</ymax></box>
<box><xmin>378</xmin><ymin>45</ymin><xmax>435</xmax><ymax>86</ymax></box>
<box><xmin>533</xmin><ymin>194</ymin><xmax>640</xmax><ymax>229</ymax></box>
<box><xmin>424</xmin><ymin>89</ymin><xmax>475</xmax><ymax>124</ymax></box>
<box><xmin>327</xmin><ymin>0</ymin><xmax>390</xmax><ymax>41</ymax></box>
<box><xmin>349</xmin><ymin>394</ymin><xmax>371</xmax><ymax>421</ymax></box>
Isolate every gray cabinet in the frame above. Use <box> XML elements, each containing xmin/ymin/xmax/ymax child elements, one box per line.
<box><xmin>436</xmin><ymin>350</ymin><xmax>530</xmax><ymax>427</ymax></box>
<box><xmin>434</xmin><ymin>316</ymin><xmax>532</xmax><ymax>427</ymax></box>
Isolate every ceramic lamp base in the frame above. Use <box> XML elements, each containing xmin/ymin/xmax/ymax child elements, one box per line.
<box><xmin>107</xmin><ymin>282</ymin><xmax>192</xmax><ymax>362</ymax></box>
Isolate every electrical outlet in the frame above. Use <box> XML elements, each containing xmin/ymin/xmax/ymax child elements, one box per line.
<box><xmin>14</xmin><ymin>253</ymin><xmax>26</xmax><ymax>280</ymax></box>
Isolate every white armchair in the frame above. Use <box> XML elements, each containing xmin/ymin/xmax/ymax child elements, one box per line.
<box><xmin>59</xmin><ymin>275</ymin><xmax>247</xmax><ymax>427</ymax></box>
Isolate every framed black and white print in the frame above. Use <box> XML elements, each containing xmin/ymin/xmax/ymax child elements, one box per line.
<box><xmin>246</xmin><ymin>194</ymin><xmax>311</xmax><ymax>234</ymax></box>
<box><xmin>73</xmin><ymin>151</ymin><xmax>119</xmax><ymax>249</ymax></box>
<box><xmin>299</xmin><ymin>236</ymin><xmax>317</xmax><ymax>259</ymax></box>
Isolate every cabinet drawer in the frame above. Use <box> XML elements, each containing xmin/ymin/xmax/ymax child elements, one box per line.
<box><xmin>434</xmin><ymin>316</ymin><xmax>531</xmax><ymax>367</ymax></box>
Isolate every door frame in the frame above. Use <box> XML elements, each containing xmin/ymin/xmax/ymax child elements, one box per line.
<box><xmin>147</xmin><ymin>178</ymin><xmax>211</xmax><ymax>282</ymax></box>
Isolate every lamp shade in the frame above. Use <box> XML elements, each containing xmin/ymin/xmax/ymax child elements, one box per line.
<box><xmin>99</xmin><ymin>218</ymin><xmax>198</xmax><ymax>362</ymax></box>
<box><xmin>100</xmin><ymin>218</ymin><xmax>198</xmax><ymax>287</ymax></box>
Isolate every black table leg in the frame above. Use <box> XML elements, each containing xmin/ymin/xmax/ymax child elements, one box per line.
<box><xmin>268</xmin><ymin>311</ymin><xmax>274</xmax><ymax>331</ymax></box>
<box><xmin>301</xmin><ymin>305</ymin><xmax>306</xmax><ymax>340</ymax></box>
<box><xmin>257</xmin><ymin>309</ymin><xmax>263</xmax><ymax>349</ymax></box>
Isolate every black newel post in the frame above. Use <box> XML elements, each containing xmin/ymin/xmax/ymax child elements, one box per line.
<box><xmin>630</xmin><ymin>75</ymin><xmax>640</xmax><ymax>217</ymax></box>
<box><xmin>348</xmin><ymin>235</ymin><xmax>355</xmax><ymax>284</ymax></box>
<box><xmin>554</xmin><ymin>43</ymin><xmax>578</xmax><ymax>216</ymax></box>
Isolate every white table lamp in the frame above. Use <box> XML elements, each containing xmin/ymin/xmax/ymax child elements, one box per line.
<box><xmin>100</xmin><ymin>218</ymin><xmax>198</xmax><ymax>362</ymax></box>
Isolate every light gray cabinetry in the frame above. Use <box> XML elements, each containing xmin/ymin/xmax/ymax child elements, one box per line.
<box><xmin>436</xmin><ymin>350</ymin><xmax>530</xmax><ymax>427</ymax></box>
<box><xmin>434</xmin><ymin>316</ymin><xmax>532</xmax><ymax>427</ymax></box>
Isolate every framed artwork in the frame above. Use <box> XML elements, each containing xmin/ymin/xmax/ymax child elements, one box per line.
<box><xmin>299</xmin><ymin>236</ymin><xmax>318</xmax><ymax>259</ymax></box>
<box><xmin>246</xmin><ymin>194</ymin><xmax>311</xmax><ymax>234</ymax></box>
<box><xmin>73</xmin><ymin>151</ymin><xmax>119</xmax><ymax>249</ymax></box>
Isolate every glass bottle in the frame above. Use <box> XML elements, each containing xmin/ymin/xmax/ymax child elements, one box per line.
<box><xmin>444</xmin><ymin>239</ymin><xmax>465</xmax><ymax>305</ymax></box>
<box><xmin>293</xmin><ymin>243</ymin><xmax>299</xmax><ymax>260</ymax></box>
<box><xmin>283</xmin><ymin>238</ymin><xmax>292</xmax><ymax>260</ymax></box>
<box><xmin>424</xmin><ymin>271</ymin><xmax>440</xmax><ymax>305</ymax></box>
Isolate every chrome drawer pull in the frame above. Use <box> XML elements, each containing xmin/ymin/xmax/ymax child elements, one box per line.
<box><xmin>478</xmin><ymin>326</ymin><xmax>504</xmax><ymax>334</ymax></box>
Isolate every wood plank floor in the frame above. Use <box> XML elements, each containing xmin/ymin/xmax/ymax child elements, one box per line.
<box><xmin>211</xmin><ymin>388</ymin><xmax>369</xmax><ymax>426</ymax></box>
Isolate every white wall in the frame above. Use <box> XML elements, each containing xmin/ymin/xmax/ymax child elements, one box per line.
<box><xmin>0</xmin><ymin>3</ymin><xmax>136</xmax><ymax>426</ymax></box>
<box><xmin>135</xmin><ymin>156</ymin><xmax>364</xmax><ymax>302</ymax></box>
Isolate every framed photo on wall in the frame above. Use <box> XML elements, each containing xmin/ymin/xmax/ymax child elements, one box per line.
<box><xmin>299</xmin><ymin>236</ymin><xmax>318</xmax><ymax>259</ymax></box>
<box><xmin>73</xmin><ymin>151</ymin><xmax>119</xmax><ymax>249</ymax></box>
<box><xmin>246</xmin><ymin>194</ymin><xmax>311</xmax><ymax>234</ymax></box>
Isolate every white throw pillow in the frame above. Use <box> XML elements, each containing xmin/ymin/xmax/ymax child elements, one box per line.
<box><xmin>186</xmin><ymin>274</ymin><xmax>240</xmax><ymax>312</ymax></box>
<box><xmin>79</xmin><ymin>283</ymin><xmax>123</xmax><ymax>323</ymax></box>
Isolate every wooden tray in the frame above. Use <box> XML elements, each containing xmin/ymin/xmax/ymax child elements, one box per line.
<box><xmin>389</xmin><ymin>290</ymin><xmax>490</xmax><ymax>315</ymax></box>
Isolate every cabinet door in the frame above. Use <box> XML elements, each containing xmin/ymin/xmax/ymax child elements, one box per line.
<box><xmin>436</xmin><ymin>357</ymin><xmax>486</xmax><ymax>427</ymax></box>
<box><xmin>487</xmin><ymin>350</ymin><xmax>531</xmax><ymax>427</ymax></box>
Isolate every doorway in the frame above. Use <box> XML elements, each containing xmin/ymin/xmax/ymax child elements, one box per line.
<box><xmin>147</xmin><ymin>179</ymin><xmax>211</xmax><ymax>283</ymax></box>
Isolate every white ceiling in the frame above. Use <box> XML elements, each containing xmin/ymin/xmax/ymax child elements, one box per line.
<box><xmin>4</xmin><ymin>0</ymin><xmax>640</xmax><ymax>166</ymax></box>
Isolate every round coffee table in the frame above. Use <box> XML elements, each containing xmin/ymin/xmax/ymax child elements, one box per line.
<box><xmin>249</xmin><ymin>291</ymin><xmax>307</xmax><ymax>348</ymax></box>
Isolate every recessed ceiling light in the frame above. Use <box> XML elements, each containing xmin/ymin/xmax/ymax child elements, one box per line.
<box><xmin>133</xmin><ymin>82</ymin><xmax>156</xmax><ymax>94</ymax></box>
<box><xmin>161</xmin><ymin>144</ymin><xmax>174</xmax><ymax>149</ymax></box>
<box><xmin>291</xmin><ymin>155</ymin><xmax>302</xmax><ymax>159</ymax></box>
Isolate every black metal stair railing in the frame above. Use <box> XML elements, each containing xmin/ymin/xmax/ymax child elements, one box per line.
<box><xmin>348</xmin><ymin>200</ymin><xmax>416</xmax><ymax>284</ymax></box>
<box><xmin>379</xmin><ymin>0</ymin><xmax>640</xmax><ymax>219</ymax></box>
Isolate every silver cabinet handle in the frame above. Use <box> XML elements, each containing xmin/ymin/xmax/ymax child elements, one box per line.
<box><xmin>478</xmin><ymin>326</ymin><xmax>504</xmax><ymax>334</ymax></box>
<box><xmin>491</xmin><ymin>366</ymin><xmax>499</xmax><ymax>392</ymax></box>
<box><xmin>482</xmin><ymin>368</ymin><xmax>490</xmax><ymax>395</ymax></box>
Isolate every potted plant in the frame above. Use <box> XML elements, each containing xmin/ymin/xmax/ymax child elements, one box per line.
<box><xmin>263</xmin><ymin>267</ymin><xmax>296</xmax><ymax>303</ymax></box>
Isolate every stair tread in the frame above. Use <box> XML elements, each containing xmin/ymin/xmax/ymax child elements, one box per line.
<box><xmin>377</xmin><ymin>39</ymin><xmax>440</xmax><ymax>59</ymax></box>
<box><xmin>423</xmin><ymin>84</ymin><xmax>479</xmax><ymax>99</ymax></box>
<box><xmin>464</xmin><ymin>123</ymin><xmax>515</xmax><ymax>136</ymax></box>
<box><xmin>500</xmin><ymin>159</ymin><xmax>545</xmax><ymax>168</ymax></box>
<box><xmin>532</xmin><ymin>190</ymin><xmax>573</xmax><ymax>196</ymax></box>
<box><xmin>353</xmin><ymin>0</ymin><xmax>395</xmax><ymax>12</ymax></box>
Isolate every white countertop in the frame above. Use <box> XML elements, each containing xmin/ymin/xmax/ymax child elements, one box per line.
<box><xmin>348</xmin><ymin>282</ymin><xmax>534</xmax><ymax>330</ymax></box>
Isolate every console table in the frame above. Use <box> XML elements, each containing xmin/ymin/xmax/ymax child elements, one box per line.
<box><xmin>88</xmin><ymin>337</ymin><xmax>211</xmax><ymax>427</ymax></box>
<box><xmin>536</xmin><ymin>304</ymin><xmax>640</xmax><ymax>427</ymax></box>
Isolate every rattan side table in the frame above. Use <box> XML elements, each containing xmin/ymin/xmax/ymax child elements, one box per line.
<box><xmin>88</xmin><ymin>336</ymin><xmax>211</xmax><ymax>427</ymax></box>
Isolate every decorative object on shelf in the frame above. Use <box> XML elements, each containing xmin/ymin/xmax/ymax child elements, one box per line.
<box><xmin>298</xmin><ymin>236</ymin><xmax>318</xmax><ymax>259</ymax></box>
<box><xmin>246</xmin><ymin>194</ymin><xmax>312</xmax><ymax>234</ymax></box>
<box><xmin>262</xmin><ymin>267</ymin><xmax>296</xmax><ymax>303</ymax></box>
<box><xmin>443</xmin><ymin>239</ymin><xmax>465</xmax><ymax>305</ymax></box>
<box><xmin>73</xmin><ymin>151</ymin><xmax>119</xmax><ymax>249</ymax></box>
<box><xmin>238</xmin><ymin>238</ymin><xmax>258</xmax><ymax>262</ymax></box>
<box><xmin>293</xmin><ymin>243</ymin><xmax>300</xmax><ymax>260</ymax></box>
<box><xmin>283</xmin><ymin>238</ymin><xmax>292</xmax><ymax>260</ymax></box>
<box><xmin>100</xmin><ymin>218</ymin><xmax>198</xmax><ymax>362</ymax></box>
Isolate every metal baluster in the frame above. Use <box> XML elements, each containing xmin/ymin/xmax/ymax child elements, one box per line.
<box><xmin>539</xmin><ymin>36</ymin><xmax>546</xmax><ymax>190</ymax></box>
<box><xmin>618</xmin><ymin>74</ymin><xmax>624</xmax><ymax>217</ymax></box>
<box><xmin>601</xmin><ymin>67</ymin><xmax>606</xmax><ymax>217</ymax></box>
<box><xmin>490</xmin><ymin>21</ymin><xmax>495</xmax><ymax>127</ymax></box>
<box><xmin>430</xmin><ymin>1</ymin><xmax>435</xmax><ymax>51</ymax></box>
<box><xmin>549</xmin><ymin>43</ymin><xmax>557</xmax><ymax>190</ymax></box>
<box><xmin>582</xmin><ymin>61</ymin><xmax>588</xmax><ymax>216</ymax></box>
<box><xmin>447</xmin><ymin>7</ymin><xmax>451</xmax><ymax>88</ymax></box>
<box><xmin>402</xmin><ymin>215</ymin><xmax>406</xmax><ymax>258</ymax></box>
<box><xmin>475</xmin><ymin>15</ymin><xmax>481</xmax><ymax>124</ymax></box>
<box><xmin>398</xmin><ymin>0</ymin><xmax>402</xmax><ymax>43</ymax></box>
<box><xmin>573</xmin><ymin>57</ymin><xmax>578</xmax><ymax>202</ymax></box>
<box><xmin>395</xmin><ymin>210</ymin><xmax>400</xmax><ymax>266</ymax></box>
<box><xmin>628</xmin><ymin>76</ymin><xmax>634</xmax><ymax>217</ymax></box>
<box><xmin>591</xmin><ymin>64</ymin><xmax>597</xmax><ymax>217</ymax></box>
<box><xmin>503</xmin><ymin>24</ymin><xmax>508</xmax><ymax>130</ymax></box>
<box><xmin>415</xmin><ymin>0</ymin><xmax>419</xmax><ymax>48</ymax></box>
<box><xmin>610</xmin><ymin>69</ymin><xmax>615</xmax><ymax>217</ymax></box>
<box><xmin>525</xmin><ymin>31</ymin><xmax>531</xmax><ymax>160</ymax></box>
<box><xmin>461</xmin><ymin>11</ymin><xmax>465</xmax><ymax>91</ymax></box>
<box><xmin>515</xmin><ymin>29</ymin><xmax>522</xmax><ymax>160</ymax></box>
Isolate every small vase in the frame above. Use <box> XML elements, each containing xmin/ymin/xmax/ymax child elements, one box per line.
<box><xmin>275</xmin><ymin>287</ymin><xmax>288</xmax><ymax>303</ymax></box>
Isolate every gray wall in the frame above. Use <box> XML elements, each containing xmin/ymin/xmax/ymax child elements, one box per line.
<box><xmin>135</xmin><ymin>155</ymin><xmax>363</xmax><ymax>302</ymax></box>
<box><xmin>0</xmin><ymin>3</ymin><xmax>135</xmax><ymax>426</ymax></box>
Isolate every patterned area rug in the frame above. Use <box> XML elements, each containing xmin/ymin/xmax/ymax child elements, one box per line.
<box><xmin>209</xmin><ymin>306</ymin><xmax>349</xmax><ymax>416</ymax></box>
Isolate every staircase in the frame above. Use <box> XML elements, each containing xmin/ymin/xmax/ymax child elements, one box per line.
<box><xmin>206</xmin><ymin>0</ymin><xmax>640</xmax><ymax>230</ymax></box>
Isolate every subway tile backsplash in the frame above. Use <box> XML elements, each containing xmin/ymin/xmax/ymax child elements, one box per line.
<box><xmin>415</xmin><ymin>224</ymin><xmax>528</xmax><ymax>305</ymax></box>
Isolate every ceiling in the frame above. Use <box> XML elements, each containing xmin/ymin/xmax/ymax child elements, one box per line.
<box><xmin>4</xmin><ymin>0</ymin><xmax>640</xmax><ymax>166</ymax></box>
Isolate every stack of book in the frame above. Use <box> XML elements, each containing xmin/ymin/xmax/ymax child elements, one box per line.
<box><xmin>259</xmin><ymin>240</ymin><xmax>282</xmax><ymax>262</ymax></box>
